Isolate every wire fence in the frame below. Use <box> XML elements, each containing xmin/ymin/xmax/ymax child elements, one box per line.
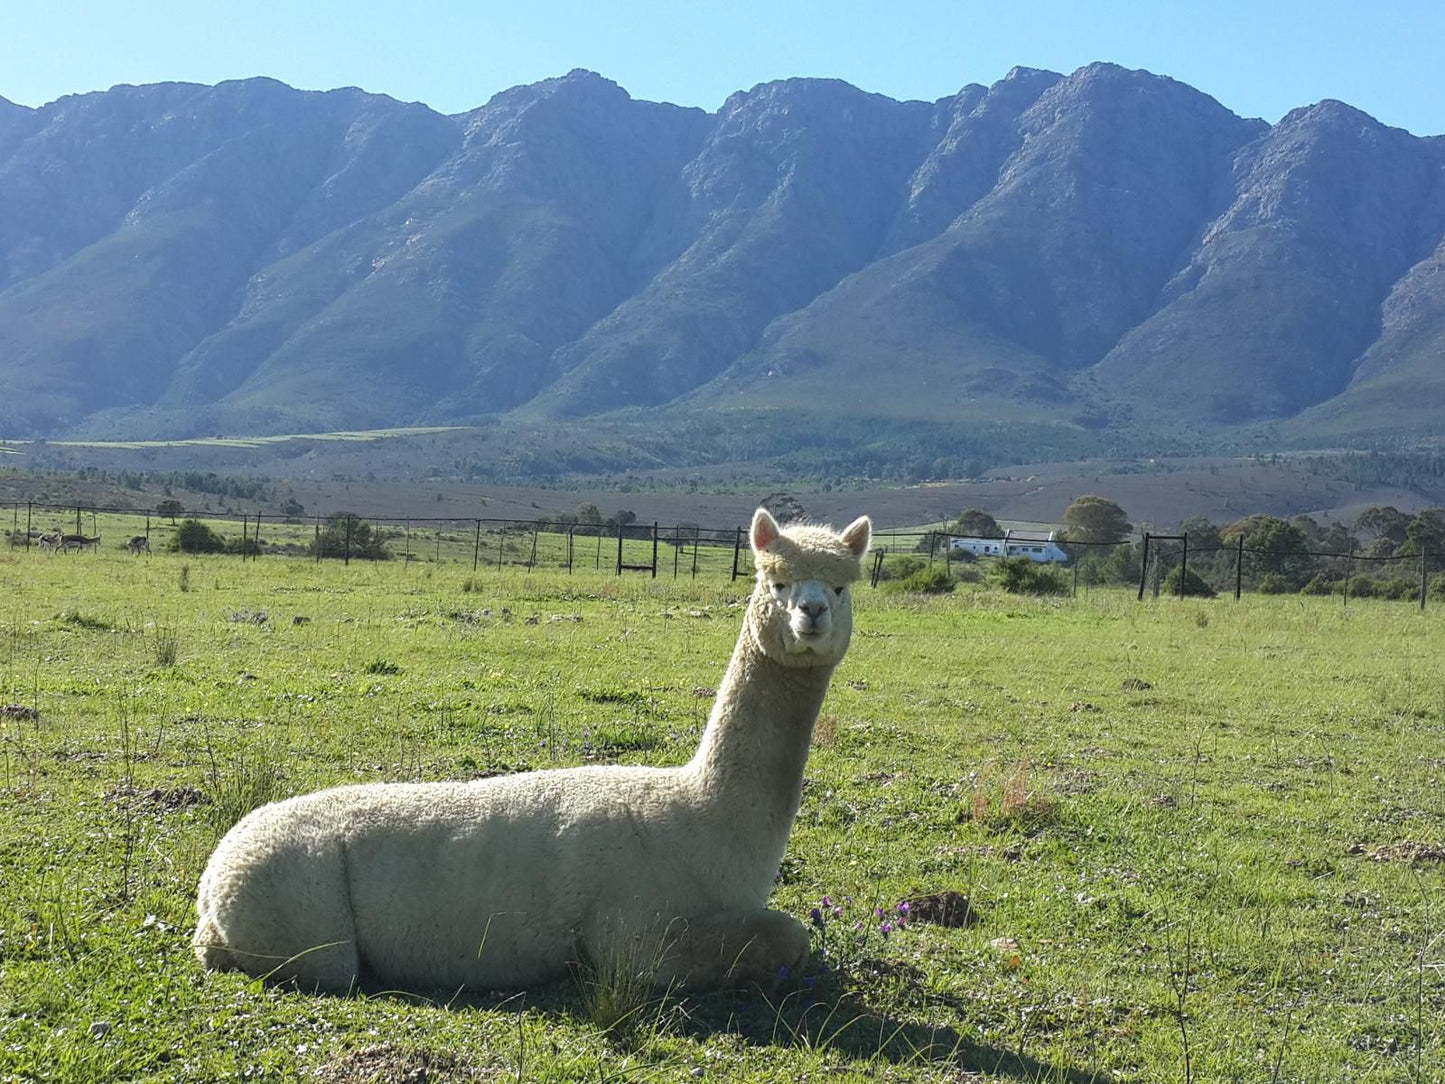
<box><xmin>7</xmin><ymin>500</ymin><xmax>1443</xmax><ymax>606</ymax></box>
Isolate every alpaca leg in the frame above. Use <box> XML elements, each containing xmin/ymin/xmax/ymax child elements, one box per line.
<box><xmin>650</xmin><ymin>908</ymin><xmax>811</xmax><ymax>989</ymax></box>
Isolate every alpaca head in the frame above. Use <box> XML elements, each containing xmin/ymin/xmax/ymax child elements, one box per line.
<box><xmin>747</xmin><ymin>508</ymin><xmax>872</xmax><ymax>667</ymax></box>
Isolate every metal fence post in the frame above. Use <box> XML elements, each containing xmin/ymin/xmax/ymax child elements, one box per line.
<box><xmin>1235</xmin><ymin>535</ymin><xmax>1244</xmax><ymax>601</ymax></box>
<box><xmin>731</xmin><ymin>527</ymin><xmax>743</xmax><ymax>581</ymax></box>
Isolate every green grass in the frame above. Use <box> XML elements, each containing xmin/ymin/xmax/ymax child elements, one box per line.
<box><xmin>0</xmin><ymin>548</ymin><xmax>1442</xmax><ymax>1081</ymax></box>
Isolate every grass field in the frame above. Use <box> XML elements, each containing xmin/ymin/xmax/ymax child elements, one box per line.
<box><xmin>0</xmin><ymin>545</ymin><xmax>1442</xmax><ymax>1082</ymax></box>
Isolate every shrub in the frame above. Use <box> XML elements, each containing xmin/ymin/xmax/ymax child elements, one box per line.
<box><xmin>225</xmin><ymin>535</ymin><xmax>262</xmax><ymax>557</ymax></box>
<box><xmin>877</xmin><ymin>554</ymin><xmax>926</xmax><ymax>582</ymax></box>
<box><xmin>1300</xmin><ymin>575</ymin><xmax>1338</xmax><ymax>596</ymax></box>
<box><xmin>1257</xmin><ymin>573</ymin><xmax>1294</xmax><ymax>595</ymax></box>
<box><xmin>1346</xmin><ymin>578</ymin><xmax>1378</xmax><ymax>598</ymax></box>
<box><xmin>1163</xmin><ymin>566</ymin><xmax>1216</xmax><ymax>598</ymax></box>
<box><xmin>1431</xmin><ymin>575</ymin><xmax>1445</xmax><ymax>602</ymax></box>
<box><xmin>992</xmin><ymin>556</ymin><xmax>1069</xmax><ymax>596</ymax></box>
<box><xmin>880</xmin><ymin>567</ymin><xmax>956</xmax><ymax>595</ymax></box>
<box><xmin>1379</xmin><ymin>577</ymin><xmax>1418</xmax><ymax>601</ymax></box>
<box><xmin>310</xmin><ymin>512</ymin><xmax>390</xmax><ymax>560</ymax></box>
<box><xmin>171</xmin><ymin>519</ymin><xmax>227</xmax><ymax>554</ymax></box>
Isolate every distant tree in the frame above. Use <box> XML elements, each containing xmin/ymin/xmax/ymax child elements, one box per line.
<box><xmin>157</xmin><ymin>498</ymin><xmax>185</xmax><ymax>524</ymax></box>
<box><xmin>1316</xmin><ymin>522</ymin><xmax>1359</xmax><ymax>556</ymax></box>
<box><xmin>761</xmin><ymin>492</ymin><xmax>808</xmax><ymax>524</ymax></box>
<box><xmin>280</xmin><ymin>497</ymin><xmax>305</xmax><ymax>519</ymax></box>
<box><xmin>1178</xmin><ymin>515</ymin><xmax>1223</xmax><ymax>551</ymax></box>
<box><xmin>1062</xmin><ymin>496</ymin><xmax>1131</xmax><ymax>545</ymax></box>
<box><xmin>575</xmin><ymin>503</ymin><xmax>604</xmax><ymax>537</ymax></box>
<box><xmin>946</xmin><ymin>508</ymin><xmax>1003</xmax><ymax>538</ymax></box>
<box><xmin>1402</xmin><ymin>508</ymin><xmax>1445</xmax><ymax>556</ymax></box>
<box><xmin>1222</xmin><ymin>514</ymin><xmax>1312</xmax><ymax>586</ymax></box>
<box><xmin>1355</xmin><ymin>506</ymin><xmax>1410</xmax><ymax>556</ymax></box>
<box><xmin>310</xmin><ymin>513</ymin><xmax>389</xmax><ymax>560</ymax></box>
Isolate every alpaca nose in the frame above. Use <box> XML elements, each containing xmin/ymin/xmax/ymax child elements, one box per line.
<box><xmin>801</xmin><ymin>600</ymin><xmax>827</xmax><ymax>621</ymax></box>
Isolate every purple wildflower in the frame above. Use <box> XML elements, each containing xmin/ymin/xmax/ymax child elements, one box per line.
<box><xmin>820</xmin><ymin>895</ymin><xmax>832</xmax><ymax>908</ymax></box>
<box><xmin>880</xmin><ymin>921</ymin><xmax>893</xmax><ymax>938</ymax></box>
<box><xmin>809</xmin><ymin>907</ymin><xmax>824</xmax><ymax>927</ymax></box>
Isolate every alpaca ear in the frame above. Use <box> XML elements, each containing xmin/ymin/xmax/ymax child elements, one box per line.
<box><xmin>751</xmin><ymin>507</ymin><xmax>781</xmax><ymax>554</ymax></box>
<box><xmin>840</xmin><ymin>515</ymin><xmax>872</xmax><ymax>557</ymax></box>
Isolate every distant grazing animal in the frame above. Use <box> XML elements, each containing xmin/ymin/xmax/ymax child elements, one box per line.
<box><xmin>58</xmin><ymin>534</ymin><xmax>101</xmax><ymax>553</ymax></box>
<box><xmin>193</xmin><ymin>507</ymin><xmax>872</xmax><ymax>993</ymax></box>
<box><xmin>36</xmin><ymin>532</ymin><xmax>62</xmax><ymax>553</ymax></box>
<box><xmin>127</xmin><ymin>535</ymin><xmax>151</xmax><ymax>556</ymax></box>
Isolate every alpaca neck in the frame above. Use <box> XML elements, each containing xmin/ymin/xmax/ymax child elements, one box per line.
<box><xmin>686</xmin><ymin>618</ymin><xmax>835</xmax><ymax>832</ymax></box>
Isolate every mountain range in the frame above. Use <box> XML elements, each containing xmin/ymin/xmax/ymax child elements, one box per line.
<box><xmin>2</xmin><ymin>64</ymin><xmax>1444</xmax><ymax>463</ymax></box>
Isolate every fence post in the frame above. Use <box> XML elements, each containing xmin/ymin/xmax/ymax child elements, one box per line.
<box><xmin>927</xmin><ymin>532</ymin><xmax>934</xmax><ymax>570</ymax></box>
<box><xmin>472</xmin><ymin>520</ymin><xmax>482</xmax><ymax>572</ymax></box>
<box><xmin>651</xmin><ymin>522</ymin><xmax>658</xmax><ymax>579</ymax></box>
<box><xmin>673</xmin><ymin>527</ymin><xmax>680</xmax><ymax>579</ymax></box>
<box><xmin>404</xmin><ymin>520</ymin><xmax>411</xmax><ymax>564</ymax></box>
<box><xmin>26</xmin><ymin>502</ymin><xmax>32</xmax><ymax>550</ymax></box>
<box><xmin>692</xmin><ymin>534</ymin><xmax>699</xmax><ymax>579</ymax></box>
<box><xmin>9</xmin><ymin>503</ymin><xmax>14</xmax><ymax>549</ymax></box>
<box><xmin>871</xmin><ymin>548</ymin><xmax>885</xmax><ymax>588</ymax></box>
<box><xmin>528</xmin><ymin>528</ymin><xmax>538</xmax><ymax>570</ymax></box>
<box><xmin>1136</xmin><ymin>533</ymin><xmax>1150</xmax><ymax>601</ymax></box>
<box><xmin>1422</xmin><ymin>549</ymin><xmax>1429</xmax><ymax>611</ymax></box>
<box><xmin>1179</xmin><ymin>536</ymin><xmax>1188</xmax><ymax>595</ymax></box>
<box><xmin>76</xmin><ymin>505</ymin><xmax>82</xmax><ymax>534</ymax></box>
<box><xmin>496</xmin><ymin>524</ymin><xmax>504</xmax><ymax>570</ymax></box>
<box><xmin>616</xmin><ymin>524</ymin><xmax>624</xmax><ymax>576</ymax></box>
<box><xmin>1235</xmin><ymin>536</ymin><xmax>1244</xmax><ymax>601</ymax></box>
<box><xmin>566</xmin><ymin>528</ymin><xmax>574</xmax><ymax>574</ymax></box>
<box><xmin>343</xmin><ymin>514</ymin><xmax>352</xmax><ymax>566</ymax></box>
<box><xmin>315</xmin><ymin>514</ymin><xmax>322</xmax><ymax>563</ymax></box>
<box><xmin>731</xmin><ymin>527</ymin><xmax>743</xmax><ymax>581</ymax></box>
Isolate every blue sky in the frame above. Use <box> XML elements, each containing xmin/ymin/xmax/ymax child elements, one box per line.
<box><xmin>5</xmin><ymin>1</ymin><xmax>1442</xmax><ymax>135</ymax></box>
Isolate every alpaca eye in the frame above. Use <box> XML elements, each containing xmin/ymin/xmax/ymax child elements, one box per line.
<box><xmin>772</xmin><ymin>582</ymin><xmax>788</xmax><ymax>593</ymax></box>
<box><xmin>833</xmin><ymin>585</ymin><xmax>847</xmax><ymax>594</ymax></box>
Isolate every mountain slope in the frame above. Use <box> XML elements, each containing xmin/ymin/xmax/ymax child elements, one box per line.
<box><xmin>0</xmin><ymin>65</ymin><xmax>1443</xmax><ymax>453</ymax></box>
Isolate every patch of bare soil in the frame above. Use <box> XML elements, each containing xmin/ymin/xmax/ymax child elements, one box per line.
<box><xmin>1349</xmin><ymin>841</ymin><xmax>1445</xmax><ymax>864</ymax></box>
<box><xmin>905</xmin><ymin>890</ymin><xmax>980</xmax><ymax>928</ymax></box>
<box><xmin>312</xmin><ymin>1043</ymin><xmax>498</xmax><ymax>1083</ymax></box>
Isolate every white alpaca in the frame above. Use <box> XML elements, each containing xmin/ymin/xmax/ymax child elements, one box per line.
<box><xmin>193</xmin><ymin>508</ymin><xmax>871</xmax><ymax>992</ymax></box>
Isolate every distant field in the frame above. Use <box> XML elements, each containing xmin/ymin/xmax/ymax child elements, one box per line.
<box><xmin>8</xmin><ymin>424</ymin><xmax>1445</xmax><ymax>533</ymax></box>
<box><xmin>18</xmin><ymin>426</ymin><xmax>471</xmax><ymax>451</ymax></box>
<box><xmin>1</xmin><ymin>546</ymin><xmax>1441</xmax><ymax>1082</ymax></box>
